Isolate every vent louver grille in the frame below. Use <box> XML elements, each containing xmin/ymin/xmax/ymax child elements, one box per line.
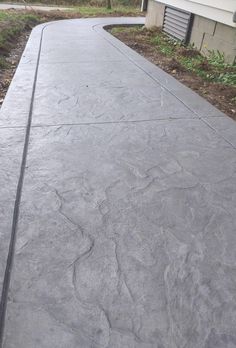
<box><xmin>163</xmin><ymin>6</ymin><xmax>193</xmax><ymax>43</ymax></box>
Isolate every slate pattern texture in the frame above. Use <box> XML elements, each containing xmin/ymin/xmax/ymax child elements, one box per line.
<box><xmin>1</xmin><ymin>17</ymin><xmax>236</xmax><ymax>348</ymax></box>
<box><xmin>0</xmin><ymin>129</ymin><xmax>25</xmax><ymax>293</ymax></box>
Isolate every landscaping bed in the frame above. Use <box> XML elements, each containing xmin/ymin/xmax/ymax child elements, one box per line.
<box><xmin>109</xmin><ymin>26</ymin><xmax>236</xmax><ymax>120</ymax></box>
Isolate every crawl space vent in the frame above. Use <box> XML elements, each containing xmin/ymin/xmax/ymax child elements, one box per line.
<box><xmin>163</xmin><ymin>6</ymin><xmax>193</xmax><ymax>44</ymax></box>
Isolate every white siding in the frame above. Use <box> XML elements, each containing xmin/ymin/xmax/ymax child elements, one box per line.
<box><xmin>156</xmin><ymin>0</ymin><xmax>236</xmax><ymax>27</ymax></box>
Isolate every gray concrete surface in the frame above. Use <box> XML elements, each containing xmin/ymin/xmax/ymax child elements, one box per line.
<box><xmin>1</xmin><ymin>17</ymin><xmax>236</xmax><ymax>348</ymax></box>
<box><xmin>0</xmin><ymin>2</ymin><xmax>69</xmax><ymax>11</ymax></box>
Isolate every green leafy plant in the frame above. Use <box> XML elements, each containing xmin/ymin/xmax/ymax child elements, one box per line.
<box><xmin>149</xmin><ymin>30</ymin><xmax>236</xmax><ymax>86</ymax></box>
<box><xmin>217</xmin><ymin>72</ymin><xmax>236</xmax><ymax>86</ymax></box>
<box><xmin>207</xmin><ymin>49</ymin><xmax>227</xmax><ymax>68</ymax></box>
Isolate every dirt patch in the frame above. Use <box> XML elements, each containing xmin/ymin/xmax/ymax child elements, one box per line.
<box><xmin>0</xmin><ymin>23</ymin><xmax>32</xmax><ymax>104</ymax></box>
<box><xmin>109</xmin><ymin>26</ymin><xmax>236</xmax><ymax>120</ymax></box>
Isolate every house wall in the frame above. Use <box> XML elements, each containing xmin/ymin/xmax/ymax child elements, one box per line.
<box><xmin>145</xmin><ymin>0</ymin><xmax>165</xmax><ymax>27</ymax></box>
<box><xmin>190</xmin><ymin>15</ymin><xmax>236</xmax><ymax>64</ymax></box>
<box><xmin>145</xmin><ymin>0</ymin><xmax>236</xmax><ymax>64</ymax></box>
<box><xmin>146</xmin><ymin>0</ymin><xmax>236</xmax><ymax>27</ymax></box>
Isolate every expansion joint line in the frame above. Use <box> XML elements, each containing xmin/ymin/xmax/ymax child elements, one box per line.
<box><xmin>0</xmin><ymin>23</ymin><xmax>48</xmax><ymax>347</ymax></box>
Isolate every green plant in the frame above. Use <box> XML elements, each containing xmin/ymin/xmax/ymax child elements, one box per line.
<box><xmin>150</xmin><ymin>35</ymin><xmax>162</xmax><ymax>46</ymax></box>
<box><xmin>217</xmin><ymin>72</ymin><xmax>236</xmax><ymax>86</ymax></box>
<box><xmin>69</xmin><ymin>5</ymin><xmax>140</xmax><ymax>16</ymax></box>
<box><xmin>159</xmin><ymin>45</ymin><xmax>173</xmax><ymax>56</ymax></box>
<box><xmin>0</xmin><ymin>56</ymin><xmax>9</xmax><ymax>68</ymax></box>
<box><xmin>207</xmin><ymin>49</ymin><xmax>227</xmax><ymax>68</ymax></box>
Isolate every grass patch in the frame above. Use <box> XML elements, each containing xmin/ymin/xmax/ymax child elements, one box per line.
<box><xmin>69</xmin><ymin>6</ymin><xmax>141</xmax><ymax>16</ymax></box>
<box><xmin>0</xmin><ymin>11</ymin><xmax>40</xmax><ymax>56</ymax></box>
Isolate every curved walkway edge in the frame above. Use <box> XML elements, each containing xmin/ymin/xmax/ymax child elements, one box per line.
<box><xmin>0</xmin><ymin>17</ymin><xmax>236</xmax><ymax>348</ymax></box>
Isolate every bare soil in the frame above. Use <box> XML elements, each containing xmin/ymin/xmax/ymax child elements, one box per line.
<box><xmin>110</xmin><ymin>27</ymin><xmax>236</xmax><ymax>120</ymax></box>
<box><xmin>0</xmin><ymin>29</ymin><xmax>28</xmax><ymax>104</ymax></box>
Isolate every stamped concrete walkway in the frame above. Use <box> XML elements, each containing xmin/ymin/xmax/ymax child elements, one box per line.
<box><xmin>1</xmin><ymin>17</ymin><xmax>236</xmax><ymax>348</ymax></box>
